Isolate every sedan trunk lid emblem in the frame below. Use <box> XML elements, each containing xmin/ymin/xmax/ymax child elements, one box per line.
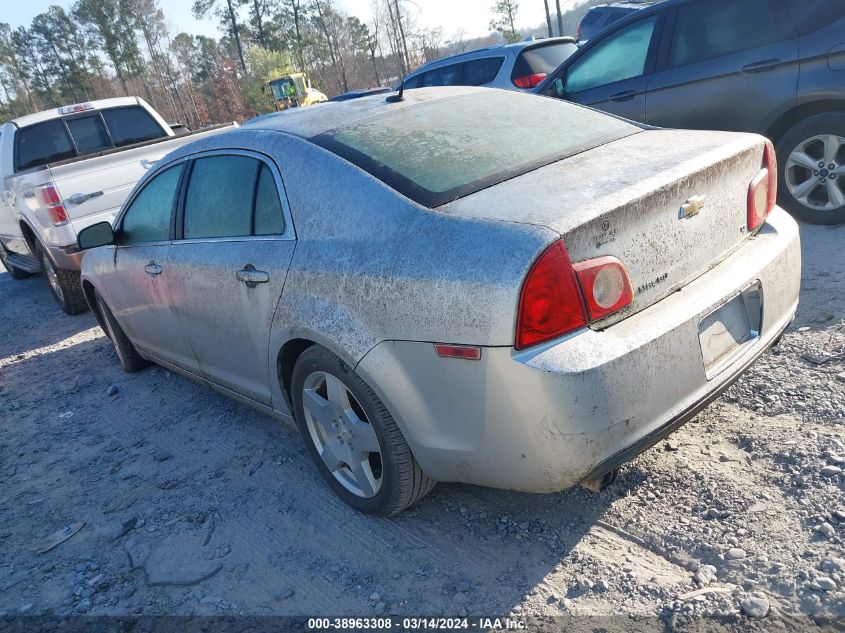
<box><xmin>680</xmin><ymin>195</ymin><xmax>706</xmax><ymax>219</ymax></box>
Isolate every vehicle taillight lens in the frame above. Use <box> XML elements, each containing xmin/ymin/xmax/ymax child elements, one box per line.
<box><xmin>35</xmin><ymin>184</ymin><xmax>68</xmax><ymax>226</ymax></box>
<box><xmin>747</xmin><ymin>140</ymin><xmax>777</xmax><ymax>232</ymax></box>
<box><xmin>573</xmin><ymin>257</ymin><xmax>634</xmax><ymax>321</ymax></box>
<box><xmin>513</xmin><ymin>73</ymin><xmax>547</xmax><ymax>89</ymax></box>
<box><xmin>515</xmin><ymin>241</ymin><xmax>587</xmax><ymax>350</ymax></box>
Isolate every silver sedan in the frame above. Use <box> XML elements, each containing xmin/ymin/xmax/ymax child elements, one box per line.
<box><xmin>77</xmin><ymin>87</ymin><xmax>801</xmax><ymax>515</ymax></box>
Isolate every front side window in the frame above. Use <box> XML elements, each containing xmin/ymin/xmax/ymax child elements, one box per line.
<box><xmin>565</xmin><ymin>15</ymin><xmax>658</xmax><ymax>94</ymax></box>
<box><xmin>183</xmin><ymin>156</ymin><xmax>258</xmax><ymax>240</ymax></box>
<box><xmin>121</xmin><ymin>165</ymin><xmax>182</xmax><ymax>244</ymax></box>
<box><xmin>15</xmin><ymin>120</ymin><xmax>75</xmax><ymax>171</ymax></box>
<box><xmin>66</xmin><ymin>115</ymin><xmax>111</xmax><ymax>154</ymax></box>
<box><xmin>670</xmin><ymin>0</ymin><xmax>795</xmax><ymax>68</ymax></box>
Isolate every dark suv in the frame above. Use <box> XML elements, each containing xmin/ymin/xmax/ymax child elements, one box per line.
<box><xmin>577</xmin><ymin>1</ymin><xmax>655</xmax><ymax>43</ymax></box>
<box><xmin>540</xmin><ymin>0</ymin><xmax>845</xmax><ymax>224</ymax></box>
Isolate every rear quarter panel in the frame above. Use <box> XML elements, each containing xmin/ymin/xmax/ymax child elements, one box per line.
<box><xmin>262</xmin><ymin>134</ymin><xmax>558</xmax><ymax>367</ymax></box>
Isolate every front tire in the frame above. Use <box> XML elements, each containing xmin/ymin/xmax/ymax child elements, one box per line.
<box><xmin>95</xmin><ymin>291</ymin><xmax>148</xmax><ymax>373</ymax></box>
<box><xmin>776</xmin><ymin>112</ymin><xmax>845</xmax><ymax>225</ymax></box>
<box><xmin>291</xmin><ymin>345</ymin><xmax>435</xmax><ymax>516</ymax></box>
<box><xmin>35</xmin><ymin>242</ymin><xmax>88</xmax><ymax>314</ymax></box>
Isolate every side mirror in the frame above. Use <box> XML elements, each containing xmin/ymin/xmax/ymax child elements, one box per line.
<box><xmin>78</xmin><ymin>221</ymin><xmax>115</xmax><ymax>250</ymax></box>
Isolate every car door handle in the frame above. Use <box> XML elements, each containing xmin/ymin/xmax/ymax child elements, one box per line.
<box><xmin>608</xmin><ymin>90</ymin><xmax>638</xmax><ymax>102</ymax></box>
<box><xmin>236</xmin><ymin>264</ymin><xmax>269</xmax><ymax>288</ymax></box>
<box><xmin>144</xmin><ymin>262</ymin><xmax>162</xmax><ymax>276</ymax></box>
<box><xmin>741</xmin><ymin>59</ymin><xmax>782</xmax><ymax>74</ymax></box>
<box><xmin>66</xmin><ymin>191</ymin><xmax>104</xmax><ymax>206</ymax></box>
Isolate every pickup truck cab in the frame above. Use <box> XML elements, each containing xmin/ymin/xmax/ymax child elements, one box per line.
<box><xmin>0</xmin><ymin>96</ymin><xmax>236</xmax><ymax>313</ymax></box>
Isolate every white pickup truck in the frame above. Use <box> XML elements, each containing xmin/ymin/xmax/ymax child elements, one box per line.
<box><xmin>0</xmin><ymin>97</ymin><xmax>237</xmax><ymax>314</ymax></box>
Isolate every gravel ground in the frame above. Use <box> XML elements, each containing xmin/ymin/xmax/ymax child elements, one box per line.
<box><xmin>0</xmin><ymin>222</ymin><xmax>843</xmax><ymax>631</ymax></box>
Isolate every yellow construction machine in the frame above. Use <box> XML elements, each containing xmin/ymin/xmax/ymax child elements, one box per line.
<box><xmin>265</xmin><ymin>72</ymin><xmax>328</xmax><ymax>111</ymax></box>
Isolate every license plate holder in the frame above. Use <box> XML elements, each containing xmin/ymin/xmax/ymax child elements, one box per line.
<box><xmin>698</xmin><ymin>282</ymin><xmax>762</xmax><ymax>379</ymax></box>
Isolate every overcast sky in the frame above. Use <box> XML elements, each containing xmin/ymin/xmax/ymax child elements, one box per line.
<box><xmin>6</xmin><ymin>0</ymin><xmax>583</xmax><ymax>41</ymax></box>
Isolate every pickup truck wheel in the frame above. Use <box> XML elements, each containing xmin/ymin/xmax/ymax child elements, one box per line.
<box><xmin>35</xmin><ymin>242</ymin><xmax>88</xmax><ymax>315</ymax></box>
<box><xmin>291</xmin><ymin>345</ymin><xmax>435</xmax><ymax>516</ymax></box>
<box><xmin>0</xmin><ymin>245</ymin><xmax>31</xmax><ymax>279</ymax></box>
<box><xmin>777</xmin><ymin>113</ymin><xmax>845</xmax><ymax>225</ymax></box>
<box><xmin>95</xmin><ymin>291</ymin><xmax>148</xmax><ymax>373</ymax></box>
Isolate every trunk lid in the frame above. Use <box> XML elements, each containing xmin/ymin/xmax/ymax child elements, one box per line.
<box><xmin>439</xmin><ymin>129</ymin><xmax>767</xmax><ymax>327</ymax></box>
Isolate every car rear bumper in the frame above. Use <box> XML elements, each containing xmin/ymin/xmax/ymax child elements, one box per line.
<box><xmin>356</xmin><ymin>207</ymin><xmax>801</xmax><ymax>493</ymax></box>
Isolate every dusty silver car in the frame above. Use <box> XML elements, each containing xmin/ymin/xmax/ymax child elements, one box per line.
<box><xmin>77</xmin><ymin>88</ymin><xmax>801</xmax><ymax>515</ymax></box>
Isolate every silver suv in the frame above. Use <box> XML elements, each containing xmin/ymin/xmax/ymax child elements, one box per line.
<box><xmin>400</xmin><ymin>38</ymin><xmax>578</xmax><ymax>92</ymax></box>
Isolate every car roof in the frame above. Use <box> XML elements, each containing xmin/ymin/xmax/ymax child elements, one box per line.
<box><xmin>11</xmin><ymin>96</ymin><xmax>141</xmax><ymax>128</ymax></box>
<box><xmin>587</xmin><ymin>0</ymin><xmax>656</xmax><ymax>10</ymax></box>
<box><xmin>242</xmin><ymin>86</ymin><xmax>488</xmax><ymax>139</ymax></box>
<box><xmin>408</xmin><ymin>37</ymin><xmax>575</xmax><ymax>75</ymax></box>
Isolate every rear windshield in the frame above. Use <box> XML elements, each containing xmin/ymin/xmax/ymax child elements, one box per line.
<box><xmin>312</xmin><ymin>90</ymin><xmax>638</xmax><ymax>207</ymax></box>
<box><xmin>14</xmin><ymin>105</ymin><xmax>166</xmax><ymax>171</ymax></box>
<box><xmin>512</xmin><ymin>42</ymin><xmax>578</xmax><ymax>80</ymax></box>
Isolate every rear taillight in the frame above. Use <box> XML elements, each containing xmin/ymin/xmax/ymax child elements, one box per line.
<box><xmin>573</xmin><ymin>257</ymin><xmax>634</xmax><ymax>321</ymax></box>
<box><xmin>516</xmin><ymin>242</ymin><xmax>634</xmax><ymax>350</ymax></box>
<box><xmin>516</xmin><ymin>241</ymin><xmax>587</xmax><ymax>350</ymax></box>
<box><xmin>35</xmin><ymin>184</ymin><xmax>68</xmax><ymax>226</ymax></box>
<box><xmin>512</xmin><ymin>73</ymin><xmax>547</xmax><ymax>89</ymax></box>
<box><xmin>747</xmin><ymin>140</ymin><xmax>777</xmax><ymax>232</ymax></box>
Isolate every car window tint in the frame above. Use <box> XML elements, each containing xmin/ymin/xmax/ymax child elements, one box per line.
<box><xmin>566</xmin><ymin>15</ymin><xmax>658</xmax><ymax>94</ymax></box>
<box><xmin>464</xmin><ymin>57</ymin><xmax>504</xmax><ymax>85</ymax></box>
<box><xmin>121</xmin><ymin>165</ymin><xmax>182</xmax><ymax>244</ymax></box>
<box><xmin>512</xmin><ymin>42</ymin><xmax>579</xmax><ymax>80</ymax></box>
<box><xmin>785</xmin><ymin>0</ymin><xmax>845</xmax><ymax>35</ymax></box>
<box><xmin>183</xmin><ymin>156</ymin><xmax>259</xmax><ymax>239</ymax></box>
<box><xmin>66</xmin><ymin>115</ymin><xmax>112</xmax><ymax>155</ymax></box>
<box><xmin>14</xmin><ymin>119</ymin><xmax>75</xmax><ymax>171</ymax></box>
<box><xmin>422</xmin><ymin>63</ymin><xmax>463</xmax><ymax>87</ymax></box>
<box><xmin>102</xmin><ymin>106</ymin><xmax>167</xmax><ymax>147</ymax></box>
<box><xmin>670</xmin><ymin>0</ymin><xmax>795</xmax><ymax>68</ymax></box>
<box><xmin>254</xmin><ymin>164</ymin><xmax>285</xmax><ymax>235</ymax></box>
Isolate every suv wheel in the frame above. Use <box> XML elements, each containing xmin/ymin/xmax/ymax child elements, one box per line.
<box><xmin>291</xmin><ymin>345</ymin><xmax>435</xmax><ymax>516</ymax></box>
<box><xmin>35</xmin><ymin>242</ymin><xmax>88</xmax><ymax>314</ymax></box>
<box><xmin>776</xmin><ymin>113</ymin><xmax>845</xmax><ymax>225</ymax></box>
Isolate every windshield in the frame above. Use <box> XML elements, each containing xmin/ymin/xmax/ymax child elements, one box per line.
<box><xmin>312</xmin><ymin>90</ymin><xmax>639</xmax><ymax>207</ymax></box>
<box><xmin>269</xmin><ymin>80</ymin><xmax>293</xmax><ymax>100</ymax></box>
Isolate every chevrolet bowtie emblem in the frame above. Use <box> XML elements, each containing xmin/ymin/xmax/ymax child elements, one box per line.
<box><xmin>680</xmin><ymin>195</ymin><xmax>706</xmax><ymax>219</ymax></box>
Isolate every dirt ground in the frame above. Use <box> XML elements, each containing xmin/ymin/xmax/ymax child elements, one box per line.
<box><xmin>0</xmin><ymin>222</ymin><xmax>843</xmax><ymax>630</ymax></box>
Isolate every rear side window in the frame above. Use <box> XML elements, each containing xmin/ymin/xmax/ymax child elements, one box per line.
<box><xmin>66</xmin><ymin>115</ymin><xmax>111</xmax><ymax>154</ymax></box>
<box><xmin>312</xmin><ymin>90</ymin><xmax>638</xmax><ymax>208</ymax></box>
<box><xmin>184</xmin><ymin>156</ymin><xmax>258</xmax><ymax>239</ymax></box>
<box><xmin>422</xmin><ymin>63</ymin><xmax>463</xmax><ymax>87</ymax></box>
<box><xmin>182</xmin><ymin>156</ymin><xmax>286</xmax><ymax>239</ymax></box>
<box><xmin>14</xmin><ymin>120</ymin><xmax>75</xmax><ymax>171</ymax></box>
<box><xmin>464</xmin><ymin>57</ymin><xmax>505</xmax><ymax>85</ymax></box>
<box><xmin>511</xmin><ymin>42</ymin><xmax>578</xmax><ymax>83</ymax></box>
<box><xmin>121</xmin><ymin>165</ymin><xmax>182</xmax><ymax>244</ymax></box>
<box><xmin>102</xmin><ymin>106</ymin><xmax>166</xmax><ymax>147</ymax></box>
<box><xmin>254</xmin><ymin>164</ymin><xmax>285</xmax><ymax>235</ymax></box>
<box><xmin>670</xmin><ymin>0</ymin><xmax>796</xmax><ymax>68</ymax></box>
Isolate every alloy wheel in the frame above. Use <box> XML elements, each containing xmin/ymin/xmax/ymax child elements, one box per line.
<box><xmin>785</xmin><ymin>134</ymin><xmax>845</xmax><ymax>211</ymax></box>
<box><xmin>301</xmin><ymin>371</ymin><xmax>383</xmax><ymax>498</ymax></box>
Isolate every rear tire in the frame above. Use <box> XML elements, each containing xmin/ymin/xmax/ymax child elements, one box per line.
<box><xmin>0</xmin><ymin>244</ymin><xmax>31</xmax><ymax>280</ymax></box>
<box><xmin>776</xmin><ymin>112</ymin><xmax>845</xmax><ymax>225</ymax></box>
<box><xmin>291</xmin><ymin>345</ymin><xmax>435</xmax><ymax>516</ymax></box>
<box><xmin>95</xmin><ymin>291</ymin><xmax>148</xmax><ymax>373</ymax></box>
<box><xmin>35</xmin><ymin>242</ymin><xmax>88</xmax><ymax>314</ymax></box>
